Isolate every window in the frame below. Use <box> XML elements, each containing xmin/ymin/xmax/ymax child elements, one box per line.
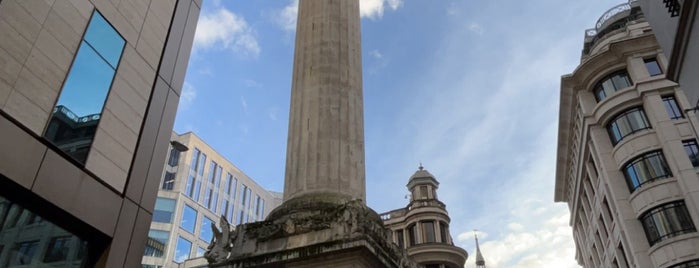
<box><xmin>200</xmin><ymin>217</ymin><xmax>214</xmax><ymax>242</ymax></box>
<box><xmin>422</xmin><ymin>221</ymin><xmax>436</xmax><ymax>243</ymax></box>
<box><xmin>663</xmin><ymin>95</ymin><xmax>683</xmax><ymax>120</ymax></box>
<box><xmin>623</xmin><ymin>151</ymin><xmax>672</xmax><ymax>191</ymax></box>
<box><xmin>196</xmin><ymin>247</ymin><xmax>206</xmax><ymax>258</ymax></box>
<box><xmin>594</xmin><ymin>70</ymin><xmax>633</xmax><ymax>101</ymax></box>
<box><xmin>152</xmin><ymin>198</ymin><xmax>176</xmax><ymax>223</ymax></box>
<box><xmin>174</xmin><ymin>237</ymin><xmax>192</xmax><ymax>263</ymax></box>
<box><xmin>671</xmin><ymin>260</ymin><xmax>699</xmax><ymax>268</ymax></box>
<box><xmin>641</xmin><ymin>201</ymin><xmax>696</xmax><ymax>246</ymax></box>
<box><xmin>6</xmin><ymin>240</ymin><xmax>39</xmax><ymax>266</ymax></box>
<box><xmin>167</xmin><ymin>147</ymin><xmax>181</xmax><ymax>167</ymax></box>
<box><xmin>180</xmin><ymin>205</ymin><xmax>197</xmax><ymax>233</ymax></box>
<box><xmin>198</xmin><ymin>153</ymin><xmax>207</xmax><ymax>176</ymax></box>
<box><xmin>419</xmin><ymin>186</ymin><xmax>428</xmax><ymax>199</ymax></box>
<box><xmin>644</xmin><ymin>58</ymin><xmax>663</xmax><ymax>76</ymax></box>
<box><xmin>144</xmin><ymin>230</ymin><xmax>169</xmax><ymax>257</ymax></box>
<box><xmin>190</xmin><ymin>148</ymin><xmax>201</xmax><ymax>171</ymax></box>
<box><xmin>224</xmin><ymin>173</ymin><xmax>232</xmax><ymax>196</ymax></box>
<box><xmin>439</xmin><ymin>222</ymin><xmax>448</xmax><ymax>243</ymax></box>
<box><xmin>396</xmin><ymin>229</ymin><xmax>404</xmax><ymax>248</ymax></box>
<box><xmin>408</xmin><ymin>224</ymin><xmax>417</xmax><ymax>246</ymax></box>
<box><xmin>43</xmin><ymin>11</ymin><xmax>125</xmax><ymax>164</ymax></box>
<box><xmin>683</xmin><ymin>140</ymin><xmax>699</xmax><ymax>167</ymax></box>
<box><xmin>43</xmin><ymin>236</ymin><xmax>72</xmax><ymax>262</ymax></box>
<box><xmin>607</xmin><ymin>107</ymin><xmax>651</xmax><ymax>145</ymax></box>
<box><xmin>162</xmin><ymin>172</ymin><xmax>176</xmax><ymax>190</ymax></box>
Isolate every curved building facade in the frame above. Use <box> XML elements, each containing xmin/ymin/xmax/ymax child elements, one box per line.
<box><xmin>381</xmin><ymin>166</ymin><xmax>468</xmax><ymax>268</ymax></box>
<box><xmin>556</xmin><ymin>1</ymin><xmax>699</xmax><ymax>267</ymax></box>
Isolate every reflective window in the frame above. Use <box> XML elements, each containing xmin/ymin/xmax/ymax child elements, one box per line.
<box><xmin>645</xmin><ymin>58</ymin><xmax>663</xmax><ymax>76</ymax></box>
<box><xmin>422</xmin><ymin>221</ymin><xmax>436</xmax><ymax>243</ymax></box>
<box><xmin>143</xmin><ymin>229</ymin><xmax>169</xmax><ymax>258</ymax></box>
<box><xmin>200</xmin><ymin>217</ymin><xmax>214</xmax><ymax>242</ymax></box>
<box><xmin>641</xmin><ymin>201</ymin><xmax>696</xmax><ymax>246</ymax></box>
<box><xmin>196</xmin><ymin>247</ymin><xmax>206</xmax><ymax>257</ymax></box>
<box><xmin>607</xmin><ymin>107</ymin><xmax>651</xmax><ymax>145</ymax></box>
<box><xmin>162</xmin><ymin>172</ymin><xmax>176</xmax><ymax>190</ymax></box>
<box><xmin>0</xmin><ymin>196</ymin><xmax>89</xmax><ymax>267</ymax></box>
<box><xmin>152</xmin><ymin>198</ymin><xmax>176</xmax><ymax>223</ymax></box>
<box><xmin>190</xmin><ymin>148</ymin><xmax>201</xmax><ymax>171</ymax></box>
<box><xmin>173</xmin><ymin>237</ymin><xmax>191</xmax><ymax>263</ymax></box>
<box><xmin>623</xmin><ymin>151</ymin><xmax>672</xmax><ymax>191</ymax></box>
<box><xmin>683</xmin><ymin>140</ymin><xmax>699</xmax><ymax>167</ymax></box>
<box><xmin>594</xmin><ymin>70</ymin><xmax>633</xmax><ymax>101</ymax></box>
<box><xmin>663</xmin><ymin>95</ymin><xmax>683</xmax><ymax>120</ymax></box>
<box><xmin>224</xmin><ymin>173</ymin><xmax>232</xmax><ymax>197</ymax></box>
<box><xmin>198</xmin><ymin>153</ymin><xmax>207</xmax><ymax>176</ymax></box>
<box><xmin>180</xmin><ymin>205</ymin><xmax>197</xmax><ymax>233</ymax></box>
<box><xmin>44</xmin><ymin>11</ymin><xmax>125</xmax><ymax>164</ymax></box>
<box><xmin>167</xmin><ymin>147</ymin><xmax>180</xmax><ymax>167</ymax></box>
<box><xmin>43</xmin><ymin>236</ymin><xmax>72</xmax><ymax>262</ymax></box>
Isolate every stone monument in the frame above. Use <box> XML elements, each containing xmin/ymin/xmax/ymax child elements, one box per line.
<box><xmin>204</xmin><ymin>0</ymin><xmax>416</xmax><ymax>267</ymax></box>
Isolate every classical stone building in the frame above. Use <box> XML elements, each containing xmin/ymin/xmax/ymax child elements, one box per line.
<box><xmin>141</xmin><ymin>132</ymin><xmax>282</xmax><ymax>268</ymax></box>
<box><xmin>0</xmin><ymin>0</ymin><xmax>199</xmax><ymax>267</ymax></box>
<box><xmin>556</xmin><ymin>1</ymin><xmax>699</xmax><ymax>267</ymax></box>
<box><xmin>637</xmin><ymin>0</ymin><xmax>699</xmax><ymax>108</ymax></box>
<box><xmin>380</xmin><ymin>166</ymin><xmax>468</xmax><ymax>268</ymax></box>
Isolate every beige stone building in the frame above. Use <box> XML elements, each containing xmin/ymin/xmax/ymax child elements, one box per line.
<box><xmin>380</xmin><ymin>166</ymin><xmax>468</xmax><ymax>268</ymax></box>
<box><xmin>0</xmin><ymin>0</ymin><xmax>200</xmax><ymax>267</ymax></box>
<box><xmin>556</xmin><ymin>1</ymin><xmax>699</xmax><ymax>267</ymax></box>
<box><xmin>141</xmin><ymin>132</ymin><xmax>282</xmax><ymax>268</ymax></box>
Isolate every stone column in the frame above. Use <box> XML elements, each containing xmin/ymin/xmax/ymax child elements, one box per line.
<box><xmin>284</xmin><ymin>0</ymin><xmax>365</xmax><ymax>203</ymax></box>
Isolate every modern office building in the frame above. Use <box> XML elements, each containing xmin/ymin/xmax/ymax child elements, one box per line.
<box><xmin>0</xmin><ymin>0</ymin><xmax>200</xmax><ymax>267</ymax></box>
<box><xmin>556</xmin><ymin>1</ymin><xmax>699</xmax><ymax>267</ymax></box>
<box><xmin>141</xmin><ymin>132</ymin><xmax>283</xmax><ymax>268</ymax></box>
<box><xmin>380</xmin><ymin>166</ymin><xmax>468</xmax><ymax>268</ymax></box>
<box><xmin>636</xmin><ymin>0</ymin><xmax>699</xmax><ymax>108</ymax></box>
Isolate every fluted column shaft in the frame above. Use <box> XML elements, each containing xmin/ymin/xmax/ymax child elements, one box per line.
<box><xmin>283</xmin><ymin>0</ymin><xmax>365</xmax><ymax>203</ymax></box>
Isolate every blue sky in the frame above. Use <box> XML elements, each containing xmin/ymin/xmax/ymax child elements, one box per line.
<box><xmin>174</xmin><ymin>0</ymin><xmax>623</xmax><ymax>267</ymax></box>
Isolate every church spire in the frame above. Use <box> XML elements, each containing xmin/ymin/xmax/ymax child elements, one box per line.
<box><xmin>475</xmin><ymin>230</ymin><xmax>486</xmax><ymax>268</ymax></box>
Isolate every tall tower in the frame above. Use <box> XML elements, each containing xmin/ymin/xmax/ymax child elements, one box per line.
<box><xmin>475</xmin><ymin>232</ymin><xmax>486</xmax><ymax>268</ymax></box>
<box><xmin>284</xmin><ymin>0</ymin><xmax>365</xmax><ymax>204</ymax></box>
<box><xmin>204</xmin><ymin>1</ymin><xmax>414</xmax><ymax>267</ymax></box>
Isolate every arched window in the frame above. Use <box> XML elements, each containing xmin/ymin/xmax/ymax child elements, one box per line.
<box><xmin>607</xmin><ymin>107</ymin><xmax>651</xmax><ymax>145</ymax></box>
<box><xmin>594</xmin><ymin>70</ymin><xmax>633</xmax><ymax>101</ymax></box>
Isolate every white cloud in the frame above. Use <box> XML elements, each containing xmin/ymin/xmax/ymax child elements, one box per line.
<box><xmin>194</xmin><ymin>7</ymin><xmax>260</xmax><ymax>56</ymax></box>
<box><xmin>468</xmin><ymin>22</ymin><xmax>485</xmax><ymax>35</ymax></box>
<box><xmin>277</xmin><ymin>0</ymin><xmax>404</xmax><ymax>32</ymax></box>
<box><xmin>370</xmin><ymin>49</ymin><xmax>383</xmax><ymax>59</ymax></box>
<box><xmin>179</xmin><ymin>82</ymin><xmax>196</xmax><ymax>110</ymax></box>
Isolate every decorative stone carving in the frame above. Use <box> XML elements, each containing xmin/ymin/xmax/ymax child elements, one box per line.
<box><xmin>204</xmin><ymin>198</ymin><xmax>418</xmax><ymax>268</ymax></box>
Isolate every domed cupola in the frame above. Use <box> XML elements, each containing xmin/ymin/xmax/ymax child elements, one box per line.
<box><xmin>407</xmin><ymin>164</ymin><xmax>441</xmax><ymax>203</ymax></box>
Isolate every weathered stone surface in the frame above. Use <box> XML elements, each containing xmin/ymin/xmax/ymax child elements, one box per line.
<box><xmin>205</xmin><ymin>198</ymin><xmax>417</xmax><ymax>268</ymax></box>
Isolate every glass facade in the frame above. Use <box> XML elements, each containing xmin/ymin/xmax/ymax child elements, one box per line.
<box><xmin>594</xmin><ymin>70</ymin><xmax>633</xmax><ymax>101</ymax></box>
<box><xmin>162</xmin><ymin>172</ymin><xmax>175</xmax><ymax>191</ymax></box>
<box><xmin>173</xmin><ymin>237</ymin><xmax>191</xmax><ymax>263</ymax></box>
<box><xmin>43</xmin><ymin>11</ymin><xmax>125</xmax><ymax>164</ymax></box>
<box><xmin>143</xmin><ymin>230</ymin><xmax>168</xmax><ymax>258</ymax></box>
<box><xmin>623</xmin><ymin>151</ymin><xmax>672</xmax><ymax>191</ymax></box>
<box><xmin>0</xmin><ymin>196</ymin><xmax>89</xmax><ymax>267</ymax></box>
<box><xmin>640</xmin><ymin>201</ymin><xmax>696</xmax><ymax>246</ymax></box>
<box><xmin>607</xmin><ymin>107</ymin><xmax>651</xmax><ymax>145</ymax></box>
<box><xmin>200</xmin><ymin>217</ymin><xmax>213</xmax><ymax>242</ymax></box>
<box><xmin>180</xmin><ymin>205</ymin><xmax>197</xmax><ymax>233</ymax></box>
<box><xmin>152</xmin><ymin>198</ymin><xmax>176</xmax><ymax>223</ymax></box>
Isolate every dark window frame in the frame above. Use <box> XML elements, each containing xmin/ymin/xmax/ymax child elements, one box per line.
<box><xmin>640</xmin><ymin>201</ymin><xmax>696</xmax><ymax>246</ymax></box>
<box><xmin>683</xmin><ymin>139</ymin><xmax>699</xmax><ymax>167</ymax></box>
<box><xmin>663</xmin><ymin>95</ymin><xmax>684</xmax><ymax>120</ymax></box>
<box><xmin>607</xmin><ymin>107</ymin><xmax>652</xmax><ymax>145</ymax></box>
<box><xmin>594</xmin><ymin>70</ymin><xmax>633</xmax><ymax>102</ymax></box>
<box><xmin>622</xmin><ymin>150</ymin><xmax>672</xmax><ymax>192</ymax></box>
<box><xmin>644</xmin><ymin>58</ymin><xmax>663</xmax><ymax>76</ymax></box>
